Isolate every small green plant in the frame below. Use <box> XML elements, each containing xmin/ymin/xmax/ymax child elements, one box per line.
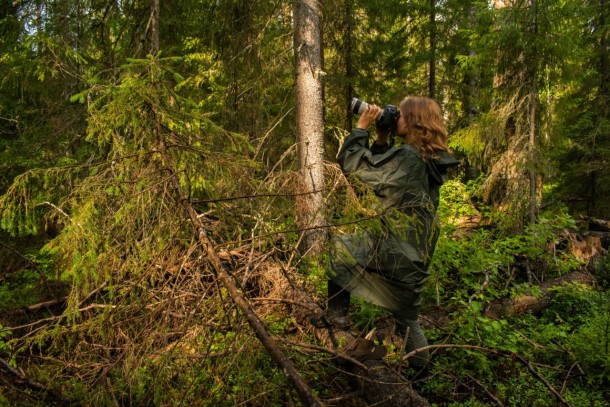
<box><xmin>351</xmin><ymin>298</ymin><xmax>388</xmax><ymax>330</ymax></box>
<box><xmin>595</xmin><ymin>255</ymin><xmax>610</xmax><ymax>289</ymax></box>
<box><xmin>567</xmin><ymin>292</ymin><xmax>610</xmax><ymax>385</ymax></box>
<box><xmin>437</xmin><ymin>179</ymin><xmax>480</xmax><ymax>225</ymax></box>
<box><xmin>0</xmin><ymin>325</ymin><xmax>11</xmax><ymax>354</ymax></box>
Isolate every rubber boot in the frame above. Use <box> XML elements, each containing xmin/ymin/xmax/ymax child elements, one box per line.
<box><xmin>311</xmin><ymin>280</ymin><xmax>351</xmax><ymax>329</ymax></box>
<box><xmin>326</xmin><ymin>280</ymin><xmax>351</xmax><ymax>329</ymax></box>
<box><xmin>396</xmin><ymin>319</ymin><xmax>430</xmax><ymax>371</ymax></box>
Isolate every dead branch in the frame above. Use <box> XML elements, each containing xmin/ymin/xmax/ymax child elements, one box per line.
<box><xmin>5</xmin><ymin>303</ymin><xmax>115</xmax><ymax>336</ymax></box>
<box><xmin>252</xmin><ymin>297</ymin><xmax>318</xmax><ymax>309</ymax></box>
<box><xmin>192</xmin><ymin>187</ymin><xmax>338</xmax><ymax>204</ymax></box>
<box><xmin>21</xmin><ymin>283</ymin><xmax>107</xmax><ymax>313</ymax></box>
<box><xmin>484</xmin><ymin>271</ymin><xmax>595</xmax><ymax>319</ymax></box>
<box><xmin>0</xmin><ymin>357</ymin><xmax>74</xmax><ymax>404</ymax></box>
<box><xmin>283</xmin><ymin>339</ymin><xmax>369</xmax><ymax>371</ymax></box>
<box><xmin>582</xmin><ymin>215</ymin><xmax>610</xmax><ymax>232</ymax></box>
<box><xmin>36</xmin><ymin>201</ymin><xmax>70</xmax><ymax>218</ymax></box>
<box><xmin>24</xmin><ymin>297</ymin><xmax>68</xmax><ymax>312</ymax></box>
<box><xmin>513</xmin><ymin>352</ymin><xmax>571</xmax><ymax>406</ymax></box>
<box><xmin>153</xmin><ymin>108</ymin><xmax>321</xmax><ymax>407</ymax></box>
<box><xmin>320</xmin><ymin>390</ymin><xmax>363</xmax><ymax>405</ymax></box>
<box><xmin>465</xmin><ymin>373</ymin><xmax>505</xmax><ymax>406</ymax></box>
<box><xmin>468</xmin><ymin>271</ymin><xmax>491</xmax><ymax>304</ymax></box>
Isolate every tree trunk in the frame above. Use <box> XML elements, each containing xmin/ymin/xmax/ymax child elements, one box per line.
<box><xmin>528</xmin><ymin>0</ymin><xmax>539</xmax><ymax>225</ymax></box>
<box><xmin>428</xmin><ymin>0</ymin><xmax>437</xmax><ymax>100</ymax></box>
<box><xmin>345</xmin><ymin>0</ymin><xmax>354</xmax><ymax>132</ymax></box>
<box><xmin>599</xmin><ymin>0</ymin><xmax>609</xmax><ymax>112</ymax></box>
<box><xmin>591</xmin><ymin>0</ymin><xmax>610</xmax><ymax>216</ymax></box>
<box><xmin>422</xmin><ymin>270</ymin><xmax>597</xmax><ymax>329</ymax></box>
<box><xmin>149</xmin><ymin>0</ymin><xmax>159</xmax><ymax>56</ymax></box>
<box><xmin>293</xmin><ymin>0</ymin><xmax>327</xmax><ymax>257</ymax></box>
<box><xmin>464</xmin><ymin>5</ymin><xmax>478</xmax><ymax>125</ymax></box>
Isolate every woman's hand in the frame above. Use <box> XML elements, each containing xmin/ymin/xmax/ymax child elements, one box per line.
<box><xmin>356</xmin><ymin>105</ymin><xmax>382</xmax><ymax>130</ymax></box>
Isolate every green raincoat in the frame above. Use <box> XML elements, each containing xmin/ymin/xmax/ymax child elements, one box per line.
<box><xmin>330</xmin><ymin>128</ymin><xmax>459</xmax><ymax>320</ymax></box>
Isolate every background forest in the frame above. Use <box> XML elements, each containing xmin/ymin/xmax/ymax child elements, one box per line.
<box><xmin>1</xmin><ymin>0</ymin><xmax>609</xmax><ymax>405</ymax></box>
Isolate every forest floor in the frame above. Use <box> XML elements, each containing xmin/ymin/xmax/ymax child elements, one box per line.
<box><xmin>1</xmin><ymin>217</ymin><xmax>609</xmax><ymax>406</ymax></box>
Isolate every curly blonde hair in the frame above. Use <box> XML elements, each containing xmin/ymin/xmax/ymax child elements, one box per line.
<box><xmin>399</xmin><ymin>96</ymin><xmax>449</xmax><ymax>158</ymax></box>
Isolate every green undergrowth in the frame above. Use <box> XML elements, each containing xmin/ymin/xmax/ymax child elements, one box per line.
<box><xmin>430</xmin><ymin>180</ymin><xmax>583</xmax><ymax>310</ymax></box>
<box><xmin>420</xmin><ymin>285</ymin><xmax>610</xmax><ymax>406</ymax></box>
<box><xmin>18</xmin><ymin>332</ymin><xmax>324</xmax><ymax>405</ymax></box>
<box><xmin>411</xmin><ymin>181</ymin><xmax>610</xmax><ymax>406</ymax></box>
<box><xmin>1</xmin><ymin>144</ymin><xmax>609</xmax><ymax>405</ymax></box>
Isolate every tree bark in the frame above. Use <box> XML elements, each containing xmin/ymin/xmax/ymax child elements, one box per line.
<box><xmin>590</xmin><ymin>0</ymin><xmax>610</xmax><ymax>216</ymax></box>
<box><xmin>149</xmin><ymin>0</ymin><xmax>159</xmax><ymax>56</ymax></box>
<box><xmin>464</xmin><ymin>5</ymin><xmax>479</xmax><ymax>124</ymax></box>
<box><xmin>599</xmin><ymin>0</ymin><xmax>609</xmax><ymax>113</ymax></box>
<box><xmin>345</xmin><ymin>0</ymin><xmax>354</xmax><ymax>132</ymax></box>
<box><xmin>428</xmin><ymin>0</ymin><xmax>437</xmax><ymax>100</ymax></box>
<box><xmin>528</xmin><ymin>0</ymin><xmax>539</xmax><ymax>226</ymax></box>
<box><xmin>293</xmin><ymin>0</ymin><xmax>327</xmax><ymax>257</ymax></box>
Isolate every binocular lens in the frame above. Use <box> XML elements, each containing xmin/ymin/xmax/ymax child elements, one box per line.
<box><xmin>350</xmin><ymin>98</ymin><xmax>368</xmax><ymax>115</ymax></box>
<box><xmin>349</xmin><ymin>97</ymin><xmax>399</xmax><ymax>133</ymax></box>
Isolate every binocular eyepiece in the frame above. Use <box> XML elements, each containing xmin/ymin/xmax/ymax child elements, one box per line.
<box><xmin>349</xmin><ymin>97</ymin><xmax>400</xmax><ymax>133</ymax></box>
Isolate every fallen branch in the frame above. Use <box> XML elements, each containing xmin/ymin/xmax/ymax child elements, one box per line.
<box><xmin>484</xmin><ymin>271</ymin><xmax>595</xmax><ymax>319</ymax></box>
<box><xmin>252</xmin><ymin>297</ymin><xmax>318</xmax><ymax>309</ymax></box>
<box><xmin>465</xmin><ymin>373</ymin><xmax>505</xmax><ymax>407</ymax></box>
<box><xmin>5</xmin><ymin>303</ymin><xmax>115</xmax><ymax>333</ymax></box>
<box><xmin>153</xmin><ymin>108</ymin><xmax>320</xmax><ymax>407</ymax></box>
<box><xmin>515</xmin><ymin>353</ymin><xmax>570</xmax><ymax>406</ymax></box>
<box><xmin>24</xmin><ymin>297</ymin><xmax>68</xmax><ymax>312</ymax></box>
<box><xmin>321</xmin><ymin>390</ymin><xmax>363</xmax><ymax>405</ymax></box>
<box><xmin>582</xmin><ymin>215</ymin><xmax>610</xmax><ymax>232</ymax></box>
<box><xmin>20</xmin><ymin>283</ymin><xmax>107</xmax><ymax>314</ymax></box>
<box><xmin>0</xmin><ymin>357</ymin><xmax>74</xmax><ymax>404</ymax></box>
<box><xmin>283</xmin><ymin>339</ymin><xmax>369</xmax><ymax>371</ymax></box>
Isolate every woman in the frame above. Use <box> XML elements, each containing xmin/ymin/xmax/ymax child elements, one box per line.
<box><xmin>322</xmin><ymin>96</ymin><xmax>459</xmax><ymax>369</ymax></box>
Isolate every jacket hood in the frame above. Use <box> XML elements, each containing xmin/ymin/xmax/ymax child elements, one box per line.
<box><xmin>427</xmin><ymin>152</ymin><xmax>460</xmax><ymax>185</ymax></box>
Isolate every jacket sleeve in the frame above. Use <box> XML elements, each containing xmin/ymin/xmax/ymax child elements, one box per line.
<box><xmin>337</xmin><ymin>129</ymin><xmax>401</xmax><ymax>174</ymax></box>
<box><xmin>337</xmin><ymin>128</ymin><xmax>372</xmax><ymax>174</ymax></box>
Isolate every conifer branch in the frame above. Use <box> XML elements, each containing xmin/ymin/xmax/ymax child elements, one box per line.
<box><xmin>150</xmin><ymin>105</ymin><xmax>321</xmax><ymax>407</ymax></box>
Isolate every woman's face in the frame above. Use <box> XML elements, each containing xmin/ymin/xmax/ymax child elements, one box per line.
<box><xmin>396</xmin><ymin>111</ymin><xmax>408</xmax><ymax>137</ymax></box>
